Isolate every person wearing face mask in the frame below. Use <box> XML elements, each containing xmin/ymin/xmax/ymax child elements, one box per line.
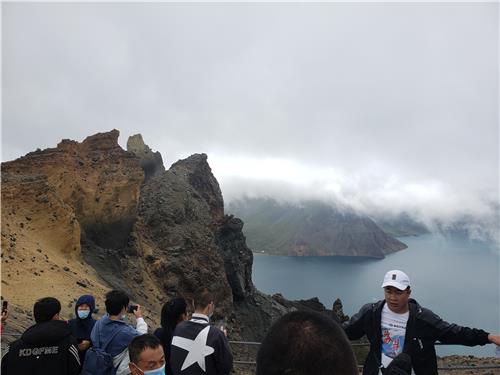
<box><xmin>84</xmin><ymin>290</ymin><xmax>148</xmax><ymax>375</ymax></box>
<box><xmin>128</xmin><ymin>334</ymin><xmax>166</xmax><ymax>375</ymax></box>
<box><xmin>68</xmin><ymin>294</ymin><xmax>97</xmax><ymax>366</ymax></box>
<box><xmin>1</xmin><ymin>297</ymin><xmax>81</xmax><ymax>375</ymax></box>
<box><xmin>170</xmin><ymin>288</ymin><xmax>233</xmax><ymax>375</ymax></box>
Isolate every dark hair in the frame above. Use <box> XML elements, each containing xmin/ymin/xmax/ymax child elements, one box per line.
<box><xmin>34</xmin><ymin>297</ymin><xmax>61</xmax><ymax>323</ymax></box>
<box><xmin>105</xmin><ymin>290</ymin><xmax>129</xmax><ymax>315</ymax></box>
<box><xmin>160</xmin><ymin>298</ymin><xmax>187</xmax><ymax>334</ymax></box>
<box><xmin>129</xmin><ymin>334</ymin><xmax>162</xmax><ymax>364</ymax></box>
<box><xmin>256</xmin><ymin>310</ymin><xmax>358</xmax><ymax>375</ymax></box>
<box><xmin>193</xmin><ymin>288</ymin><xmax>214</xmax><ymax>310</ymax></box>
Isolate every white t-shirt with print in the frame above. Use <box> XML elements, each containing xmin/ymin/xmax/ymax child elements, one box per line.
<box><xmin>378</xmin><ymin>304</ymin><xmax>415</xmax><ymax>375</ymax></box>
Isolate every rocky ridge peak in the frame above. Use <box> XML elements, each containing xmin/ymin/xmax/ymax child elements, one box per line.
<box><xmin>127</xmin><ymin>134</ymin><xmax>165</xmax><ymax>181</ymax></box>
<box><xmin>170</xmin><ymin>153</ymin><xmax>224</xmax><ymax>223</ymax></box>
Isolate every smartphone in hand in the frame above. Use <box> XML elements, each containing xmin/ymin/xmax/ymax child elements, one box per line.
<box><xmin>127</xmin><ymin>305</ymin><xmax>138</xmax><ymax>313</ymax></box>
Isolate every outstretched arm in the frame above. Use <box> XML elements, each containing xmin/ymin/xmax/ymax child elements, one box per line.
<box><xmin>421</xmin><ymin>308</ymin><xmax>490</xmax><ymax>346</ymax></box>
<box><xmin>488</xmin><ymin>334</ymin><xmax>500</xmax><ymax>346</ymax></box>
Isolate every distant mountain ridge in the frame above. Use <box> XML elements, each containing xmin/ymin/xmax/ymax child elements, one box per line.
<box><xmin>227</xmin><ymin>198</ymin><xmax>407</xmax><ymax>258</ymax></box>
<box><xmin>369</xmin><ymin>212</ymin><xmax>430</xmax><ymax>238</ymax></box>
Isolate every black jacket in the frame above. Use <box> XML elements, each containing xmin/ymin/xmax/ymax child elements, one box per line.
<box><xmin>154</xmin><ymin>327</ymin><xmax>175</xmax><ymax>375</ymax></box>
<box><xmin>170</xmin><ymin>315</ymin><xmax>233</xmax><ymax>375</ymax></box>
<box><xmin>1</xmin><ymin>320</ymin><xmax>81</xmax><ymax>375</ymax></box>
<box><xmin>68</xmin><ymin>294</ymin><xmax>97</xmax><ymax>365</ymax></box>
<box><xmin>343</xmin><ymin>299</ymin><xmax>490</xmax><ymax>375</ymax></box>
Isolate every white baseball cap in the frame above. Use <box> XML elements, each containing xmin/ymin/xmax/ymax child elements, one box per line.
<box><xmin>381</xmin><ymin>270</ymin><xmax>411</xmax><ymax>290</ymax></box>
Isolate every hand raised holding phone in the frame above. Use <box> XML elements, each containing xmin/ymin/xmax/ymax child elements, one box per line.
<box><xmin>127</xmin><ymin>304</ymin><xmax>143</xmax><ymax>319</ymax></box>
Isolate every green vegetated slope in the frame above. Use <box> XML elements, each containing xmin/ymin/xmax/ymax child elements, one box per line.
<box><xmin>228</xmin><ymin>198</ymin><xmax>407</xmax><ymax>258</ymax></box>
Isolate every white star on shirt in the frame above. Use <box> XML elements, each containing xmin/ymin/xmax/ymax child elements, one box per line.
<box><xmin>172</xmin><ymin>326</ymin><xmax>215</xmax><ymax>372</ymax></box>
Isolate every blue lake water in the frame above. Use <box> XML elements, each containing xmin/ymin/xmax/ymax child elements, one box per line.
<box><xmin>252</xmin><ymin>234</ymin><xmax>500</xmax><ymax>357</ymax></box>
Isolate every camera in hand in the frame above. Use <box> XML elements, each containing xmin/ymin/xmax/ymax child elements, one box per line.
<box><xmin>127</xmin><ymin>305</ymin><xmax>138</xmax><ymax>313</ymax></box>
<box><xmin>2</xmin><ymin>300</ymin><xmax>8</xmax><ymax>313</ymax></box>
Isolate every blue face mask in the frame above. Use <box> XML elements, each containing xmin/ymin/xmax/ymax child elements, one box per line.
<box><xmin>77</xmin><ymin>310</ymin><xmax>90</xmax><ymax>319</ymax></box>
<box><xmin>132</xmin><ymin>363</ymin><xmax>165</xmax><ymax>375</ymax></box>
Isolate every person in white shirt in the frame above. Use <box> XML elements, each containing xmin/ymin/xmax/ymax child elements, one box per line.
<box><xmin>343</xmin><ymin>270</ymin><xmax>500</xmax><ymax>375</ymax></box>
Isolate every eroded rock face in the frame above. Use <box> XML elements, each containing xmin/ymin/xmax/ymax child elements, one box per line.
<box><xmin>215</xmin><ymin>216</ymin><xmax>254</xmax><ymax>302</ymax></box>
<box><xmin>132</xmin><ymin>154</ymin><xmax>232</xmax><ymax>315</ymax></box>
<box><xmin>1</xmin><ymin>129</ymin><xmax>145</xmax><ymax>252</ymax></box>
<box><xmin>1</xmin><ymin>130</ymin><xmax>345</xmax><ymax>355</ymax></box>
<box><xmin>1</xmin><ymin>130</ymin><xmax>139</xmax><ymax>320</ymax></box>
<box><xmin>80</xmin><ymin>152</ymin><xmax>248</xmax><ymax>319</ymax></box>
<box><xmin>127</xmin><ymin>134</ymin><xmax>165</xmax><ymax>181</ymax></box>
<box><xmin>1</xmin><ymin>173</ymin><xmax>80</xmax><ymax>258</ymax></box>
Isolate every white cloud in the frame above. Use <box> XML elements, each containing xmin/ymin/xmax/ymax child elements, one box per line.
<box><xmin>2</xmin><ymin>2</ymin><xmax>498</xmax><ymax>236</ymax></box>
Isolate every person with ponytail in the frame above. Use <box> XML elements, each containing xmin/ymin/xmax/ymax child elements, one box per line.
<box><xmin>154</xmin><ymin>298</ymin><xmax>187</xmax><ymax>373</ymax></box>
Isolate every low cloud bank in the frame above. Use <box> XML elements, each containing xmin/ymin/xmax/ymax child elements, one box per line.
<box><xmin>212</xmin><ymin>157</ymin><xmax>498</xmax><ymax>244</ymax></box>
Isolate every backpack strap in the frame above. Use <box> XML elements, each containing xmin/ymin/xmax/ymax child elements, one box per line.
<box><xmin>95</xmin><ymin>320</ymin><xmax>125</xmax><ymax>353</ymax></box>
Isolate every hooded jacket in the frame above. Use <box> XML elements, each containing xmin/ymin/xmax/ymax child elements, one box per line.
<box><xmin>68</xmin><ymin>294</ymin><xmax>97</xmax><ymax>364</ymax></box>
<box><xmin>1</xmin><ymin>320</ymin><xmax>81</xmax><ymax>375</ymax></box>
<box><xmin>343</xmin><ymin>299</ymin><xmax>490</xmax><ymax>375</ymax></box>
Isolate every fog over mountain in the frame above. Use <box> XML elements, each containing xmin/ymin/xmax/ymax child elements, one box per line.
<box><xmin>3</xmin><ymin>3</ymin><xmax>498</xmax><ymax>242</ymax></box>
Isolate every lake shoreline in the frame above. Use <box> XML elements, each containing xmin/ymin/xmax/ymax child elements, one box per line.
<box><xmin>252</xmin><ymin>233</ymin><xmax>499</xmax><ymax>357</ymax></box>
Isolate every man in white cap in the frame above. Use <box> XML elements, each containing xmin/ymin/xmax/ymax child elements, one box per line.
<box><xmin>343</xmin><ymin>269</ymin><xmax>500</xmax><ymax>375</ymax></box>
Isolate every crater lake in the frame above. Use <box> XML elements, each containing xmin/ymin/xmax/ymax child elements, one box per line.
<box><xmin>252</xmin><ymin>233</ymin><xmax>500</xmax><ymax>357</ymax></box>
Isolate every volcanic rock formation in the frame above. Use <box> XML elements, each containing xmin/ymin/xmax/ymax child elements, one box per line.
<box><xmin>1</xmin><ymin>130</ymin><xmax>345</xmax><ymax>354</ymax></box>
<box><xmin>1</xmin><ymin>130</ymin><xmax>143</xmax><ymax>313</ymax></box>
<box><xmin>127</xmin><ymin>134</ymin><xmax>165</xmax><ymax>181</ymax></box>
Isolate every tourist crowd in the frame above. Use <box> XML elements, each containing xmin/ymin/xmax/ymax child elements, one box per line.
<box><xmin>1</xmin><ymin>270</ymin><xmax>499</xmax><ymax>375</ymax></box>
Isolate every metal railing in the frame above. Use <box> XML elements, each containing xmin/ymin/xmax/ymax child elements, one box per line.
<box><xmin>1</xmin><ymin>333</ymin><xmax>498</xmax><ymax>371</ymax></box>
<box><xmin>228</xmin><ymin>340</ymin><xmax>500</xmax><ymax>371</ymax></box>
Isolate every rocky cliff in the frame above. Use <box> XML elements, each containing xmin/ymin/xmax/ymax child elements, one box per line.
<box><xmin>1</xmin><ymin>130</ymin><xmax>344</xmax><ymax>355</ymax></box>
<box><xmin>1</xmin><ymin>130</ymin><xmax>143</xmax><ymax>315</ymax></box>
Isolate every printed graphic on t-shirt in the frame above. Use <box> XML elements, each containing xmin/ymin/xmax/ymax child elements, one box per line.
<box><xmin>380</xmin><ymin>304</ymin><xmax>408</xmax><ymax>360</ymax></box>
<box><xmin>382</xmin><ymin>327</ymin><xmax>405</xmax><ymax>358</ymax></box>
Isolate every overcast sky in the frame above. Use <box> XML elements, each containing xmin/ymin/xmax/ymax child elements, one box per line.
<box><xmin>2</xmin><ymin>2</ymin><xmax>499</xmax><ymax>230</ymax></box>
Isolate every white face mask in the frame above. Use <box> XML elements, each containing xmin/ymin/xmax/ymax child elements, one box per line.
<box><xmin>77</xmin><ymin>310</ymin><xmax>90</xmax><ymax>319</ymax></box>
<box><xmin>132</xmin><ymin>362</ymin><xmax>165</xmax><ymax>375</ymax></box>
